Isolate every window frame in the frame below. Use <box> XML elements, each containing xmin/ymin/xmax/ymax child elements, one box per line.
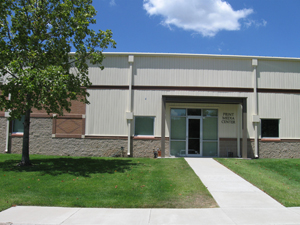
<box><xmin>261</xmin><ymin>118</ymin><xmax>280</xmax><ymax>139</ymax></box>
<box><xmin>134</xmin><ymin>116</ymin><xmax>155</xmax><ymax>137</ymax></box>
<box><xmin>170</xmin><ymin>108</ymin><xmax>219</xmax><ymax>157</ymax></box>
<box><xmin>12</xmin><ymin>115</ymin><xmax>25</xmax><ymax>136</ymax></box>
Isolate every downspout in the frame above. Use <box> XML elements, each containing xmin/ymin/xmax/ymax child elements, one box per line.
<box><xmin>237</xmin><ymin>104</ymin><xmax>241</xmax><ymax>158</ymax></box>
<box><xmin>252</xmin><ymin>59</ymin><xmax>259</xmax><ymax>158</ymax></box>
<box><xmin>5</xmin><ymin>93</ymin><xmax>11</xmax><ymax>153</ymax></box>
<box><xmin>126</xmin><ymin>55</ymin><xmax>134</xmax><ymax>156</ymax></box>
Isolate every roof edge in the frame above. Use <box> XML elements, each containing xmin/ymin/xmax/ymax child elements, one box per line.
<box><xmin>69</xmin><ymin>52</ymin><xmax>300</xmax><ymax>62</ymax></box>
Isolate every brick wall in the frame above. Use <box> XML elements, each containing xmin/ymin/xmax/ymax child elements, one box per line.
<box><xmin>219</xmin><ymin>138</ymin><xmax>255</xmax><ymax>158</ymax></box>
<box><xmin>219</xmin><ymin>138</ymin><xmax>238</xmax><ymax>157</ymax></box>
<box><xmin>31</xmin><ymin>98</ymin><xmax>86</xmax><ymax>115</ymax></box>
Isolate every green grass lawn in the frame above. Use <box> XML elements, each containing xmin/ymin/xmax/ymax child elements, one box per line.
<box><xmin>0</xmin><ymin>154</ymin><xmax>217</xmax><ymax>212</ymax></box>
<box><xmin>215</xmin><ymin>158</ymin><xmax>300</xmax><ymax>207</ymax></box>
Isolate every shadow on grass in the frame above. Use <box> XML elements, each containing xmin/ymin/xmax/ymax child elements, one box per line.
<box><xmin>0</xmin><ymin>157</ymin><xmax>139</xmax><ymax>177</ymax></box>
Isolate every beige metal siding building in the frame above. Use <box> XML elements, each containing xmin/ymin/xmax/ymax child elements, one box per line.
<box><xmin>2</xmin><ymin>53</ymin><xmax>300</xmax><ymax>158</ymax></box>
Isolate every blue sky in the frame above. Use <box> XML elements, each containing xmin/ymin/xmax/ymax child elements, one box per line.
<box><xmin>90</xmin><ymin>0</ymin><xmax>300</xmax><ymax>58</ymax></box>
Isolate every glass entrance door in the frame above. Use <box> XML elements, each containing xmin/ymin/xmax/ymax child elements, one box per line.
<box><xmin>170</xmin><ymin>108</ymin><xmax>218</xmax><ymax>157</ymax></box>
<box><xmin>187</xmin><ymin>118</ymin><xmax>201</xmax><ymax>156</ymax></box>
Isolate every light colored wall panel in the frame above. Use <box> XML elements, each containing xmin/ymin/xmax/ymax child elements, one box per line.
<box><xmin>133</xmin><ymin>90</ymin><xmax>254</xmax><ymax>138</ymax></box>
<box><xmin>258</xmin><ymin>60</ymin><xmax>300</xmax><ymax>89</ymax></box>
<box><xmin>88</xmin><ymin>56</ymin><xmax>129</xmax><ymax>85</ymax></box>
<box><xmin>165</xmin><ymin>103</ymin><xmax>239</xmax><ymax>139</ymax></box>
<box><xmin>85</xmin><ymin>88</ymin><xmax>300</xmax><ymax>139</ymax></box>
<box><xmin>218</xmin><ymin>104</ymin><xmax>239</xmax><ymax>138</ymax></box>
<box><xmin>84</xmin><ymin>54</ymin><xmax>300</xmax><ymax>140</ymax></box>
<box><xmin>86</xmin><ymin>89</ymin><xmax>128</xmax><ymax>136</ymax></box>
<box><xmin>133</xmin><ymin>90</ymin><xmax>162</xmax><ymax>137</ymax></box>
<box><xmin>133</xmin><ymin>56</ymin><xmax>253</xmax><ymax>88</ymax></box>
<box><xmin>258</xmin><ymin>93</ymin><xmax>300</xmax><ymax>138</ymax></box>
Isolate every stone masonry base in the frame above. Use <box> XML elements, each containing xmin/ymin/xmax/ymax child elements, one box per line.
<box><xmin>5</xmin><ymin>118</ymin><xmax>168</xmax><ymax>158</ymax></box>
<box><xmin>259</xmin><ymin>141</ymin><xmax>300</xmax><ymax>158</ymax></box>
<box><xmin>1</xmin><ymin>118</ymin><xmax>299</xmax><ymax>158</ymax></box>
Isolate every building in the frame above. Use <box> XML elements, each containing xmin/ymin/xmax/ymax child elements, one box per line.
<box><xmin>1</xmin><ymin>53</ymin><xmax>300</xmax><ymax>158</ymax></box>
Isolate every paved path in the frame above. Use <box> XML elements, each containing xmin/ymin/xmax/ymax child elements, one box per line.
<box><xmin>0</xmin><ymin>158</ymin><xmax>300</xmax><ymax>225</ymax></box>
<box><xmin>185</xmin><ymin>158</ymin><xmax>300</xmax><ymax>225</ymax></box>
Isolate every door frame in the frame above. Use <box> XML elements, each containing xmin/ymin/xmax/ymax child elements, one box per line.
<box><xmin>162</xmin><ymin>96</ymin><xmax>247</xmax><ymax>158</ymax></box>
<box><xmin>186</xmin><ymin>116</ymin><xmax>203</xmax><ymax>156</ymax></box>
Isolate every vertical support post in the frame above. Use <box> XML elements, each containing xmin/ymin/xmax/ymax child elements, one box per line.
<box><xmin>5</xmin><ymin>118</ymin><xmax>10</xmax><ymax>153</ymax></box>
<box><xmin>52</xmin><ymin>114</ymin><xmax>57</xmax><ymax>138</ymax></box>
<box><xmin>236</xmin><ymin>104</ymin><xmax>241</xmax><ymax>158</ymax></box>
<box><xmin>127</xmin><ymin>124</ymin><xmax>131</xmax><ymax>156</ymax></box>
<box><xmin>161</xmin><ymin>97</ymin><xmax>166</xmax><ymax>158</ymax></box>
<box><xmin>127</xmin><ymin>55</ymin><xmax>134</xmax><ymax>156</ymax></box>
<box><xmin>81</xmin><ymin>114</ymin><xmax>86</xmax><ymax>139</ymax></box>
<box><xmin>5</xmin><ymin>94</ymin><xmax>11</xmax><ymax>153</ymax></box>
<box><xmin>254</xmin><ymin>123</ymin><xmax>258</xmax><ymax>158</ymax></box>
<box><xmin>252</xmin><ymin>59</ymin><xmax>259</xmax><ymax>158</ymax></box>
<box><xmin>242</xmin><ymin>98</ymin><xmax>248</xmax><ymax>158</ymax></box>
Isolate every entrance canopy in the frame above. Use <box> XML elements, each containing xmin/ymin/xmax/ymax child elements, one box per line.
<box><xmin>161</xmin><ymin>96</ymin><xmax>248</xmax><ymax>158</ymax></box>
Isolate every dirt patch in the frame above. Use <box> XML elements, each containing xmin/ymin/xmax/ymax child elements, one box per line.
<box><xmin>178</xmin><ymin>193</ymin><xmax>219</xmax><ymax>208</ymax></box>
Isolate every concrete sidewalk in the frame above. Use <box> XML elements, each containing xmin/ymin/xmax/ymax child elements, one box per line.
<box><xmin>185</xmin><ymin>158</ymin><xmax>300</xmax><ymax>225</ymax></box>
<box><xmin>0</xmin><ymin>158</ymin><xmax>300</xmax><ymax>225</ymax></box>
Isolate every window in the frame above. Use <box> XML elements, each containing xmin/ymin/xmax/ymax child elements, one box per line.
<box><xmin>187</xmin><ymin>109</ymin><xmax>201</xmax><ymax>116</ymax></box>
<box><xmin>170</xmin><ymin>108</ymin><xmax>218</xmax><ymax>157</ymax></box>
<box><xmin>13</xmin><ymin>115</ymin><xmax>25</xmax><ymax>133</ymax></box>
<box><xmin>203</xmin><ymin>109</ymin><xmax>218</xmax><ymax>117</ymax></box>
<box><xmin>261</xmin><ymin>119</ymin><xmax>279</xmax><ymax>138</ymax></box>
<box><xmin>134</xmin><ymin>116</ymin><xmax>154</xmax><ymax>136</ymax></box>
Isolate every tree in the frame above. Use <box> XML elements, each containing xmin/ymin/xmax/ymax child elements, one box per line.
<box><xmin>0</xmin><ymin>0</ymin><xmax>116</xmax><ymax>166</ymax></box>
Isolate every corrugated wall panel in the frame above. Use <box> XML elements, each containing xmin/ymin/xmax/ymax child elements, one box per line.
<box><xmin>258</xmin><ymin>60</ymin><xmax>300</xmax><ymax>89</ymax></box>
<box><xmin>88</xmin><ymin>56</ymin><xmax>129</xmax><ymax>85</ymax></box>
<box><xmin>133</xmin><ymin>90</ymin><xmax>254</xmax><ymax>138</ymax></box>
<box><xmin>258</xmin><ymin>93</ymin><xmax>300</xmax><ymax>138</ymax></box>
<box><xmin>86</xmin><ymin>89</ymin><xmax>128</xmax><ymax>136</ymax></box>
<box><xmin>133</xmin><ymin>90</ymin><xmax>162</xmax><ymax>137</ymax></box>
<box><xmin>86</xmin><ymin>88</ymin><xmax>258</xmax><ymax>138</ymax></box>
<box><xmin>133</xmin><ymin>56</ymin><xmax>253</xmax><ymax>88</ymax></box>
<box><xmin>84</xmin><ymin>55</ymin><xmax>300</xmax><ymax>139</ymax></box>
<box><xmin>164</xmin><ymin>103</ymin><xmax>240</xmax><ymax>138</ymax></box>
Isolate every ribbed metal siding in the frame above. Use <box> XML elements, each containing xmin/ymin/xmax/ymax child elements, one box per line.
<box><xmin>133</xmin><ymin>56</ymin><xmax>253</xmax><ymax>87</ymax></box>
<box><xmin>88</xmin><ymin>56</ymin><xmax>129</xmax><ymax>85</ymax></box>
<box><xmin>164</xmin><ymin>103</ymin><xmax>240</xmax><ymax>138</ymax></box>
<box><xmin>86</xmin><ymin>89</ymin><xmax>128</xmax><ymax>136</ymax></box>
<box><xmin>258</xmin><ymin>60</ymin><xmax>300</xmax><ymax>89</ymax></box>
<box><xmin>85</xmin><ymin>55</ymin><xmax>300</xmax><ymax>139</ymax></box>
<box><xmin>258</xmin><ymin>93</ymin><xmax>300</xmax><ymax>138</ymax></box>
<box><xmin>133</xmin><ymin>90</ymin><xmax>254</xmax><ymax>138</ymax></box>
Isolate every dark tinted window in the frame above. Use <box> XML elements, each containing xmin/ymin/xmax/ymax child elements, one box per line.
<box><xmin>261</xmin><ymin>119</ymin><xmax>279</xmax><ymax>138</ymax></box>
<box><xmin>187</xmin><ymin>109</ymin><xmax>201</xmax><ymax>116</ymax></box>
<box><xmin>135</xmin><ymin>117</ymin><xmax>154</xmax><ymax>136</ymax></box>
<box><xmin>13</xmin><ymin>115</ymin><xmax>25</xmax><ymax>133</ymax></box>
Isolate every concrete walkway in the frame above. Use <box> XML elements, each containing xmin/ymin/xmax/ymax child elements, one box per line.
<box><xmin>1</xmin><ymin>158</ymin><xmax>300</xmax><ymax>225</ymax></box>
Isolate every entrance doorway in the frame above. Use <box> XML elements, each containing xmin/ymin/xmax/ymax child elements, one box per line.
<box><xmin>170</xmin><ymin>108</ymin><xmax>218</xmax><ymax>157</ymax></box>
<box><xmin>187</xmin><ymin>117</ymin><xmax>201</xmax><ymax>156</ymax></box>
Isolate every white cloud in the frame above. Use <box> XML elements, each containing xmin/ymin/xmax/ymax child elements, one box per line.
<box><xmin>245</xmin><ymin>19</ymin><xmax>267</xmax><ymax>28</ymax></box>
<box><xmin>143</xmin><ymin>0</ymin><xmax>253</xmax><ymax>37</ymax></box>
<box><xmin>110</xmin><ymin>0</ymin><xmax>116</xmax><ymax>6</ymax></box>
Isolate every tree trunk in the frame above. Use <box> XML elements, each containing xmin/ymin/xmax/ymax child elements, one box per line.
<box><xmin>20</xmin><ymin>108</ymin><xmax>32</xmax><ymax>166</ymax></box>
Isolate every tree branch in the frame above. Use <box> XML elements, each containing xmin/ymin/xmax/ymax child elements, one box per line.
<box><xmin>2</xmin><ymin>68</ymin><xmax>18</xmax><ymax>79</ymax></box>
<box><xmin>67</xmin><ymin>52</ymin><xmax>92</xmax><ymax>66</ymax></box>
<box><xmin>4</xmin><ymin>19</ymin><xmax>14</xmax><ymax>51</ymax></box>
